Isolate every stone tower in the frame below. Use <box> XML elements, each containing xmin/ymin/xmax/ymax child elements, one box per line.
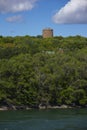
<box><xmin>42</xmin><ymin>28</ymin><xmax>53</xmax><ymax>38</ymax></box>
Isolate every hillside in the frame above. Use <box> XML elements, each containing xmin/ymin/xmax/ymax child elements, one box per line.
<box><xmin>0</xmin><ymin>35</ymin><xmax>87</xmax><ymax>109</ymax></box>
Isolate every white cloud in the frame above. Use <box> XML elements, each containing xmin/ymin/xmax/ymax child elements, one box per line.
<box><xmin>53</xmin><ymin>0</ymin><xmax>87</xmax><ymax>24</ymax></box>
<box><xmin>0</xmin><ymin>0</ymin><xmax>38</xmax><ymax>13</ymax></box>
<box><xmin>6</xmin><ymin>15</ymin><xmax>23</xmax><ymax>23</ymax></box>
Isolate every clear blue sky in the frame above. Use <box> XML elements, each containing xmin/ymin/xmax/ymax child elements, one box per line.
<box><xmin>0</xmin><ymin>0</ymin><xmax>87</xmax><ymax>37</ymax></box>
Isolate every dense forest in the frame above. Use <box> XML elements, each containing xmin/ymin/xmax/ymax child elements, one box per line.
<box><xmin>0</xmin><ymin>35</ymin><xmax>87</xmax><ymax>109</ymax></box>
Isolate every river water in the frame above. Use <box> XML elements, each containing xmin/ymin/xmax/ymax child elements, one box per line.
<box><xmin>0</xmin><ymin>109</ymin><xmax>87</xmax><ymax>130</ymax></box>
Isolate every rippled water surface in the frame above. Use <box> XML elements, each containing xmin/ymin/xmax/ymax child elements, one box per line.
<box><xmin>0</xmin><ymin>108</ymin><xmax>87</xmax><ymax>130</ymax></box>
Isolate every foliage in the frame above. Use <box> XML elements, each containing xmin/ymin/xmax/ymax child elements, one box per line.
<box><xmin>0</xmin><ymin>35</ymin><xmax>87</xmax><ymax>107</ymax></box>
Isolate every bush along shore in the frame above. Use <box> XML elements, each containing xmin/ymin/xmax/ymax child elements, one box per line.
<box><xmin>0</xmin><ymin>35</ymin><xmax>87</xmax><ymax>110</ymax></box>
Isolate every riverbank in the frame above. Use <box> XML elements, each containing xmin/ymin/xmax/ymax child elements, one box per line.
<box><xmin>0</xmin><ymin>104</ymin><xmax>86</xmax><ymax>111</ymax></box>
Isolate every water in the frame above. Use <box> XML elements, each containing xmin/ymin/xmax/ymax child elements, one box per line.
<box><xmin>0</xmin><ymin>109</ymin><xmax>87</xmax><ymax>130</ymax></box>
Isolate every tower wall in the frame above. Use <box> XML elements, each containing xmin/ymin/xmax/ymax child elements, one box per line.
<box><xmin>42</xmin><ymin>28</ymin><xmax>53</xmax><ymax>38</ymax></box>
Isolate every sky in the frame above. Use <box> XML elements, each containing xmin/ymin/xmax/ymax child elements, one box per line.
<box><xmin>0</xmin><ymin>0</ymin><xmax>87</xmax><ymax>37</ymax></box>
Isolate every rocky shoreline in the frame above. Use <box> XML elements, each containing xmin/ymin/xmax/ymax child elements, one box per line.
<box><xmin>0</xmin><ymin>104</ymin><xmax>86</xmax><ymax>111</ymax></box>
